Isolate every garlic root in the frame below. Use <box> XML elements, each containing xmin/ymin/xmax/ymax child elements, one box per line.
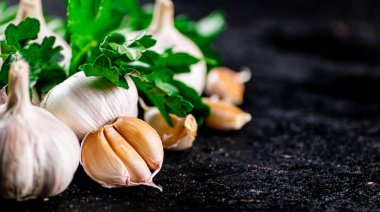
<box><xmin>0</xmin><ymin>60</ymin><xmax>80</xmax><ymax>200</ymax></box>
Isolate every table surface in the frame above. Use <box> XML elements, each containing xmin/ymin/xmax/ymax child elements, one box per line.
<box><xmin>3</xmin><ymin>0</ymin><xmax>380</xmax><ymax>210</ymax></box>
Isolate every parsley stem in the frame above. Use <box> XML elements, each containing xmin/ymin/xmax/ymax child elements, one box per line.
<box><xmin>70</xmin><ymin>41</ymin><xmax>98</xmax><ymax>75</ymax></box>
<box><xmin>0</xmin><ymin>53</ymin><xmax>9</xmax><ymax>59</ymax></box>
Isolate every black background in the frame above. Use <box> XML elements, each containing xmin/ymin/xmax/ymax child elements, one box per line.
<box><xmin>3</xmin><ymin>0</ymin><xmax>380</xmax><ymax>210</ymax></box>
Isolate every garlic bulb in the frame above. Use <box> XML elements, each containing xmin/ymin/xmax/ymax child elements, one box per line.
<box><xmin>143</xmin><ymin>105</ymin><xmax>197</xmax><ymax>151</ymax></box>
<box><xmin>81</xmin><ymin>116</ymin><xmax>164</xmax><ymax>190</ymax></box>
<box><xmin>147</xmin><ymin>0</ymin><xmax>207</xmax><ymax>94</ymax></box>
<box><xmin>14</xmin><ymin>0</ymin><xmax>71</xmax><ymax>69</ymax></box>
<box><xmin>41</xmin><ymin>71</ymin><xmax>139</xmax><ymax>140</ymax></box>
<box><xmin>0</xmin><ymin>60</ymin><xmax>80</xmax><ymax>201</ymax></box>
<box><xmin>206</xmin><ymin>67</ymin><xmax>252</xmax><ymax>105</ymax></box>
<box><xmin>203</xmin><ymin>97</ymin><xmax>252</xmax><ymax>130</ymax></box>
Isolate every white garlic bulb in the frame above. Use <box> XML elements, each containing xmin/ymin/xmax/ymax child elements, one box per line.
<box><xmin>147</xmin><ymin>0</ymin><xmax>207</xmax><ymax>94</ymax></box>
<box><xmin>0</xmin><ymin>60</ymin><xmax>80</xmax><ymax>201</ymax></box>
<box><xmin>41</xmin><ymin>71</ymin><xmax>139</xmax><ymax>140</ymax></box>
<box><xmin>14</xmin><ymin>0</ymin><xmax>72</xmax><ymax>70</ymax></box>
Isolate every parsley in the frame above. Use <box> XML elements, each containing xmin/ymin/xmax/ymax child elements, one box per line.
<box><xmin>67</xmin><ymin>0</ymin><xmax>128</xmax><ymax>74</ymax></box>
<box><xmin>0</xmin><ymin>18</ymin><xmax>67</xmax><ymax>94</ymax></box>
<box><xmin>80</xmin><ymin>32</ymin><xmax>210</xmax><ymax>125</ymax></box>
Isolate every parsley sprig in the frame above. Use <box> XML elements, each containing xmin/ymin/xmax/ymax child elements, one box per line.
<box><xmin>0</xmin><ymin>18</ymin><xmax>67</xmax><ymax>94</ymax></box>
<box><xmin>80</xmin><ymin>32</ymin><xmax>210</xmax><ymax>126</ymax></box>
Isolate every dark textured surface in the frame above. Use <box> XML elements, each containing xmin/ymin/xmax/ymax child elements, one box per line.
<box><xmin>3</xmin><ymin>0</ymin><xmax>380</xmax><ymax>211</ymax></box>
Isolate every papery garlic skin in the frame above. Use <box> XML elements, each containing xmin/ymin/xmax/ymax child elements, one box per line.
<box><xmin>0</xmin><ymin>87</ymin><xmax>7</xmax><ymax>104</ymax></box>
<box><xmin>144</xmin><ymin>107</ymin><xmax>198</xmax><ymax>151</ymax></box>
<box><xmin>203</xmin><ymin>97</ymin><xmax>252</xmax><ymax>130</ymax></box>
<box><xmin>81</xmin><ymin>117</ymin><xmax>163</xmax><ymax>190</ymax></box>
<box><xmin>14</xmin><ymin>0</ymin><xmax>72</xmax><ymax>70</ymax></box>
<box><xmin>41</xmin><ymin>71</ymin><xmax>139</xmax><ymax>140</ymax></box>
<box><xmin>0</xmin><ymin>60</ymin><xmax>80</xmax><ymax>201</ymax></box>
<box><xmin>206</xmin><ymin>67</ymin><xmax>252</xmax><ymax>105</ymax></box>
<box><xmin>147</xmin><ymin>0</ymin><xmax>207</xmax><ymax>94</ymax></box>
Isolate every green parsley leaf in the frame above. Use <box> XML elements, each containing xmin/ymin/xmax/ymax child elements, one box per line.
<box><xmin>156</xmin><ymin>49</ymin><xmax>199</xmax><ymax>74</ymax></box>
<box><xmin>0</xmin><ymin>18</ymin><xmax>67</xmax><ymax>95</ymax></box>
<box><xmin>170</xmin><ymin>80</ymin><xmax>210</xmax><ymax>125</ymax></box>
<box><xmin>4</xmin><ymin>18</ymin><xmax>39</xmax><ymax>51</ymax></box>
<box><xmin>132</xmin><ymin>75</ymin><xmax>193</xmax><ymax>126</ymax></box>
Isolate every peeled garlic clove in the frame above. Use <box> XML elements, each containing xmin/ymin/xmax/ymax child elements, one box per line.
<box><xmin>14</xmin><ymin>0</ymin><xmax>72</xmax><ymax>69</ymax></box>
<box><xmin>81</xmin><ymin>116</ymin><xmax>163</xmax><ymax>189</ymax></box>
<box><xmin>113</xmin><ymin>117</ymin><xmax>164</xmax><ymax>171</ymax></box>
<box><xmin>146</xmin><ymin>0</ymin><xmax>207</xmax><ymax>94</ymax></box>
<box><xmin>41</xmin><ymin>71</ymin><xmax>139</xmax><ymax>140</ymax></box>
<box><xmin>144</xmin><ymin>107</ymin><xmax>197</xmax><ymax>151</ymax></box>
<box><xmin>0</xmin><ymin>60</ymin><xmax>80</xmax><ymax>200</ymax></box>
<box><xmin>206</xmin><ymin>67</ymin><xmax>252</xmax><ymax>105</ymax></box>
<box><xmin>203</xmin><ymin>97</ymin><xmax>252</xmax><ymax>130</ymax></box>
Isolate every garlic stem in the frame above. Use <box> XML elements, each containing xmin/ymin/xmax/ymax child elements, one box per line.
<box><xmin>7</xmin><ymin>60</ymin><xmax>31</xmax><ymax>110</ymax></box>
<box><xmin>15</xmin><ymin>0</ymin><xmax>45</xmax><ymax>24</ymax></box>
<box><xmin>149</xmin><ymin>0</ymin><xmax>175</xmax><ymax>33</ymax></box>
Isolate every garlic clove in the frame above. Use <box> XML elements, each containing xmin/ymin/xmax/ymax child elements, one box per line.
<box><xmin>113</xmin><ymin>117</ymin><xmax>164</xmax><ymax>171</ymax></box>
<box><xmin>203</xmin><ymin>97</ymin><xmax>252</xmax><ymax>130</ymax></box>
<box><xmin>14</xmin><ymin>0</ymin><xmax>72</xmax><ymax>70</ymax></box>
<box><xmin>81</xmin><ymin>116</ymin><xmax>163</xmax><ymax>190</ymax></box>
<box><xmin>41</xmin><ymin>71</ymin><xmax>139</xmax><ymax>140</ymax></box>
<box><xmin>146</xmin><ymin>0</ymin><xmax>207</xmax><ymax>94</ymax></box>
<box><xmin>81</xmin><ymin>129</ymin><xmax>130</xmax><ymax>188</ymax></box>
<box><xmin>206</xmin><ymin>67</ymin><xmax>252</xmax><ymax>105</ymax></box>
<box><xmin>0</xmin><ymin>60</ymin><xmax>80</xmax><ymax>200</ymax></box>
<box><xmin>103</xmin><ymin>126</ymin><xmax>152</xmax><ymax>184</ymax></box>
<box><xmin>144</xmin><ymin>107</ymin><xmax>198</xmax><ymax>151</ymax></box>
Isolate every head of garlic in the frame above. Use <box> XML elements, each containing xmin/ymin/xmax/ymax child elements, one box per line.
<box><xmin>145</xmin><ymin>0</ymin><xmax>206</xmax><ymax>94</ymax></box>
<box><xmin>0</xmin><ymin>60</ymin><xmax>80</xmax><ymax>201</ymax></box>
<box><xmin>81</xmin><ymin>116</ymin><xmax>164</xmax><ymax>190</ymax></box>
<box><xmin>41</xmin><ymin>71</ymin><xmax>139</xmax><ymax>140</ymax></box>
<box><xmin>14</xmin><ymin>0</ymin><xmax>71</xmax><ymax>70</ymax></box>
